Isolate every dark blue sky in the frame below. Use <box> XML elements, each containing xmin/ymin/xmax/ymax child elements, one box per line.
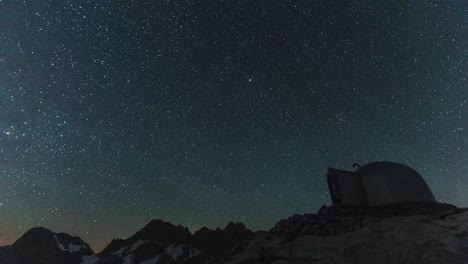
<box><xmin>0</xmin><ymin>0</ymin><xmax>466</xmax><ymax>251</ymax></box>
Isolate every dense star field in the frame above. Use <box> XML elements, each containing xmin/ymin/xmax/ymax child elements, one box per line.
<box><xmin>0</xmin><ymin>0</ymin><xmax>466</xmax><ymax>251</ymax></box>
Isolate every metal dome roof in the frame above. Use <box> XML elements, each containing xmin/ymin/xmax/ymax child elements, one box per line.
<box><xmin>355</xmin><ymin>161</ymin><xmax>436</xmax><ymax>205</ymax></box>
<box><xmin>327</xmin><ymin>161</ymin><xmax>436</xmax><ymax>206</ymax></box>
<box><xmin>355</xmin><ymin>161</ymin><xmax>422</xmax><ymax>177</ymax></box>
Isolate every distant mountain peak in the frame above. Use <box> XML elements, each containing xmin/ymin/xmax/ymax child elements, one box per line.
<box><xmin>130</xmin><ymin>219</ymin><xmax>192</xmax><ymax>245</ymax></box>
<box><xmin>0</xmin><ymin>227</ymin><xmax>92</xmax><ymax>264</ymax></box>
<box><xmin>17</xmin><ymin>227</ymin><xmax>53</xmax><ymax>240</ymax></box>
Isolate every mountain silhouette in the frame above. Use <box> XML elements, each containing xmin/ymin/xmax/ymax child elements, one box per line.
<box><xmin>1</xmin><ymin>202</ymin><xmax>468</xmax><ymax>263</ymax></box>
<box><xmin>0</xmin><ymin>227</ymin><xmax>92</xmax><ymax>264</ymax></box>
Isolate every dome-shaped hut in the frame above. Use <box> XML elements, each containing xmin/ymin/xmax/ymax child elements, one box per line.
<box><xmin>327</xmin><ymin>161</ymin><xmax>436</xmax><ymax>206</ymax></box>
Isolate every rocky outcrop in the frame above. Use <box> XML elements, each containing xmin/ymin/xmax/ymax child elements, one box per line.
<box><xmin>188</xmin><ymin>222</ymin><xmax>254</xmax><ymax>264</ymax></box>
<box><xmin>0</xmin><ymin>227</ymin><xmax>93</xmax><ymax>264</ymax></box>
<box><xmin>192</xmin><ymin>222</ymin><xmax>253</xmax><ymax>252</ymax></box>
<box><xmin>225</xmin><ymin>202</ymin><xmax>468</xmax><ymax>264</ymax></box>
<box><xmin>272</xmin><ymin>202</ymin><xmax>459</xmax><ymax>237</ymax></box>
<box><xmin>129</xmin><ymin>219</ymin><xmax>193</xmax><ymax>245</ymax></box>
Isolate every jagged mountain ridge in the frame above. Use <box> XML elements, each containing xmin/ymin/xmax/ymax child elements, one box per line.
<box><xmin>0</xmin><ymin>220</ymin><xmax>253</xmax><ymax>264</ymax></box>
<box><xmin>2</xmin><ymin>202</ymin><xmax>468</xmax><ymax>264</ymax></box>
<box><xmin>90</xmin><ymin>219</ymin><xmax>253</xmax><ymax>264</ymax></box>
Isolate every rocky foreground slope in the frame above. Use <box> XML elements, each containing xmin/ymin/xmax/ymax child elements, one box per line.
<box><xmin>225</xmin><ymin>202</ymin><xmax>468</xmax><ymax>264</ymax></box>
<box><xmin>2</xmin><ymin>202</ymin><xmax>468</xmax><ymax>264</ymax></box>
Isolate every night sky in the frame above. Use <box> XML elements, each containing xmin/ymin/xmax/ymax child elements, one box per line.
<box><xmin>0</xmin><ymin>0</ymin><xmax>466</xmax><ymax>251</ymax></box>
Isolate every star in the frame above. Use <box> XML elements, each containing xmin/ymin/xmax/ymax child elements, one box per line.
<box><xmin>0</xmin><ymin>0</ymin><xmax>465</xmax><ymax>251</ymax></box>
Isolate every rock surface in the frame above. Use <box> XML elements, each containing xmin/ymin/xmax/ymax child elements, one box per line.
<box><xmin>225</xmin><ymin>202</ymin><xmax>468</xmax><ymax>264</ymax></box>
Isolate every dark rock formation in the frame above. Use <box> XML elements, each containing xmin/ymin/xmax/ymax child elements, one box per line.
<box><xmin>225</xmin><ymin>202</ymin><xmax>468</xmax><ymax>264</ymax></box>
<box><xmin>272</xmin><ymin>202</ymin><xmax>459</xmax><ymax>237</ymax></box>
<box><xmin>86</xmin><ymin>220</ymin><xmax>253</xmax><ymax>264</ymax></box>
<box><xmin>192</xmin><ymin>222</ymin><xmax>253</xmax><ymax>252</ymax></box>
<box><xmin>0</xmin><ymin>227</ymin><xmax>93</xmax><ymax>264</ymax></box>
<box><xmin>129</xmin><ymin>219</ymin><xmax>192</xmax><ymax>245</ymax></box>
<box><xmin>188</xmin><ymin>222</ymin><xmax>254</xmax><ymax>264</ymax></box>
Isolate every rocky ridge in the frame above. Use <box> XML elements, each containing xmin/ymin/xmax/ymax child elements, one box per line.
<box><xmin>225</xmin><ymin>202</ymin><xmax>468</xmax><ymax>264</ymax></box>
<box><xmin>2</xmin><ymin>202</ymin><xmax>468</xmax><ymax>264</ymax></box>
<box><xmin>81</xmin><ymin>220</ymin><xmax>253</xmax><ymax>264</ymax></box>
<box><xmin>272</xmin><ymin>202</ymin><xmax>460</xmax><ymax>237</ymax></box>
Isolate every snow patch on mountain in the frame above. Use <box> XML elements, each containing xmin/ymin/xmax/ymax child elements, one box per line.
<box><xmin>140</xmin><ymin>255</ymin><xmax>160</xmax><ymax>264</ymax></box>
<box><xmin>189</xmin><ymin>248</ymin><xmax>199</xmax><ymax>258</ymax></box>
<box><xmin>81</xmin><ymin>255</ymin><xmax>99</xmax><ymax>264</ymax></box>
<box><xmin>123</xmin><ymin>254</ymin><xmax>133</xmax><ymax>264</ymax></box>
<box><xmin>69</xmin><ymin>244</ymin><xmax>85</xmax><ymax>252</ymax></box>
<box><xmin>165</xmin><ymin>244</ymin><xmax>184</xmax><ymax>260</ymax></box>
<box><xmin>130</xmin><ymin>240</ymin><xmax>145</xmax><ymax>251</ymax></box>
<box><xmin>112</xmin><ymin>246</ymin><xmax>126</xmax><ymax>256</ymax></box>
<box><xmin>54</xmin><ymin>234</ymin><xmax>86</xmax><ymax>253</ymax></box>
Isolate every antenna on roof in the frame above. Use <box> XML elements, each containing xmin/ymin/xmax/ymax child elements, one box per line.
<box><xmin>352</xmin><ymin>163</ymin><xmax>362</xmax><ymax>169</ymax></box>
